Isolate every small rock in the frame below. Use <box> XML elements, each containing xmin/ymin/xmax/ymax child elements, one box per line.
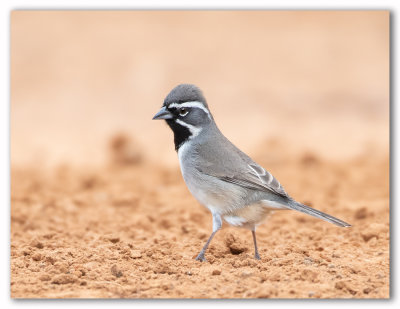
<box><xmin>301</xmin><ymin>152</ymin><xmax>319</xmax><ymax>166</ymax></box>
<box><xmin>335</xmin><ymin>281</ymin><xmax>346</xmax><ymax>290</ymax></box>
<box><xmin>45</xmin><ymin>255</ymin><xmax>56</xmax><ymax>265</ymax></box>
<box><xmin>73</xmin><ymin>270</ymin><xmax>83</xmax><ymax>278</ymax></box>
<box><xmin>212</xmin><ymin>269</ymin><xmax>221</xmax><ymax>276</ymax></box>
<box><xmin>21</xmin><ymin>248</ymin><xmax>31</xmax><ymax>256</ymax></box>
<box><xmin>363</xmin><ymin>287</ymin><xmax>372</xmax><ymax>294</ymax></box>
<box><xmin>241</xmin><ymin>270</ymin><xmax>253</xmax><ymax>278</ymax></box>
<box><xmin>30</xmin><ymin>239</ymin><xmax>44</xmax><ymax>249</ymax></box>
<box><xmin>32</xmin><ymin>253</ymin><xmax>42</xmax><ymax>261</ymax></box>
<box><xmin>354</xmin><ymin>207</ymin><xmax>368</xmax><ymax>220</ymax></box>
<box><xmin>131</xmin><ymin>250</ymin><xmax>142</xmax><ymax>259</ymax></box>
<box><xmin>269</xmin><ymin>272</ymin><xmax>280</xmax><ymax>282</ymax></box>
<box><xmin>361</xmin><ymin>232</ymin><xmax>378</xmax><ymax>242</ymax></box>
<box><xmin>300</xmin><ymin>269</ymin><xmax>318</xmax><ymax>282</ymax></box>
<box><xmin>304</xmin><ymin>257</ymin><xmax>313</xmax><ymax>265</ymax></box>
<box><xmin>224</xmin><ymin>233</ymin><xmax>247</xmax><ymax>255</ymax></box>
<box><xmin>111</xmin><ymin>265</ymin><xmax>123</xmax><ymax>278</ymax></box>
<box><xmin>51</xmin><ymin>274</ymin><xmax>77</xmax><ymax>285</ymax></box>
<box><xmin>361</xmin><ymin>223</ymin><xmax>387</xmax><ymax>242</ymax></box>
<box><xmin>107</xmin><ymin>235</ymin><xmax>120</xmax><ymax>243</ymax></box>
<box><xmin>308</xmin><ymin>291</ymin><xmax>315</xmax><ymax>297</ymax></box>
<box><xmin>39</xmin><ymin>274</ymin><xmax>51</xmax><ymax>281</ymax></box>
<box><xmin>162</xmin><ymin>283</ymin><xmax>173</xmax><ymax>290</ymax></box>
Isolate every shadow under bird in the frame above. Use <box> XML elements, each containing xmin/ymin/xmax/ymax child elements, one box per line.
<box><xmin>153</xmin><ymin>84</ymin><xmax>351</xmax><ymax>262</ymax></box>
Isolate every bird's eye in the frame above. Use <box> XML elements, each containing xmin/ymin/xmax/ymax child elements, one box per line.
<box><xmin>179</xmin><ymin>108</ymin><xmax>189</xmax><ymax>117</ymax></box>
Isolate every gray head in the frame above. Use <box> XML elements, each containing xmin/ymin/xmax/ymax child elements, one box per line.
<box><xmin>153</xmin><ymin>84</ymin><xmax>213</xmax><ymax>150</ymax></box>
<box><xmin>163</xmin><ymin>84</ymin><xmax>209</xmax><ymax>108</ymax></box>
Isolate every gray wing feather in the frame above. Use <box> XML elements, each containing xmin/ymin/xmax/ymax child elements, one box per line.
<box><xmin>194</xmin><ymin>136</ymin><xmax>288</xmax><ymax>198</ymax></box>
<box><xmin>214</xmin><ymin>163</ymin><xmax>288</xmax><ymax>197</ymax></box>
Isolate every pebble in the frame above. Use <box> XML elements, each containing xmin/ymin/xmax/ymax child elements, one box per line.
<box><xmin>51</xmin><ymin>274</ymin><xmax>77</xmax><ymax>285</ymax></box>
<box><xmin>335</xmin><ymin>281</ymin><xmax>345</xmax><ymax>290</ymax></box>
<box><xmin>31</xmin><ymin>253</ymin><xmax>42</xmax><ymax>261</ymax></box>
<box><xmin>107</xmin><ymin>235</ymin><xmax>120</xmax><ymax>243</ymax></box>
<box><xmin>39</xmin><ymin>274</ymin><xmax>51</xmax><ymax>281</ymax></box>
<box><xmin>304</xmin><ymin>257</ymin><xmax>313</xmax><ymax>265</ymax></box>
<box><xmin>111</xmin><ymin>265</ymin><xmax>123</xmax><ymax>278</ymax></box>
<box><xmin>241</xmin><ymin>270</ymin><xmax>253</xmax><ymax>278</ymax></box>
<box><xmin>30</xmin><ymin>239</ymin><xmax>44</xmax><ymax>249</ymax></box>
<box><xmin>363</xmin><ymin>287</ymin><xmax>372</xmax><ymax>294</ymax></box>
<box><xmin>212</xmin><ymin>269</ymin><xmax>221</xmax><ymax>276</ymax></box>
<box><xmin>131</xmin><ymin>250</ymin><xmax>142</xmax><ymax>258</ymax></box>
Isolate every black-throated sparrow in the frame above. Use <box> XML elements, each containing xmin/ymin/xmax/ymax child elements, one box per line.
<box><xmin>153</xmin><ymin>84</ymin><xmax>350</xmax><ymax>262</ymax></box>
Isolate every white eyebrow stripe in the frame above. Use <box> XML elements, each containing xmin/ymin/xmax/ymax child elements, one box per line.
<box><xmin>175</xmin><ymin>119</ymin><xmax>203</xmax><ymax>138</ymax></box>
<box><xmin>168</xmin><ymin>101</ymin><xmax>211</xmax><ymax>119</ymax></box>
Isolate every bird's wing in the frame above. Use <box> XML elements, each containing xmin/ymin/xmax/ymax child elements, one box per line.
<box><xmin>230</xmin><ymin>162</ymin><xmax>288</xmax><ymax>197</ymax></box>
<box><xmin>194</xmin><ymin>140</ymin><xmax>289</xmax><ymax>198</ymax></box>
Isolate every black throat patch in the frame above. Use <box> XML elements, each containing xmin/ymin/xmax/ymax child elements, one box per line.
<box><xmin>166</xmin><ymin>119</ymin><xmax>191</xmax><ymax>151</ymax></box>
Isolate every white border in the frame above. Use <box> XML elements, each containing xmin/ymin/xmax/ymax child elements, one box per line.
<box><xmin>1</xmin><ymin>1</ymin><xmax>397</xmax><ymax>308</ymax></box>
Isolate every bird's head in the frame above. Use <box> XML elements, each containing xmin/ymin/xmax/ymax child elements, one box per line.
<box><xmin>153</xmin><ymin>84</ymin><xmax>213</xmax><ymax>150</ymax></box>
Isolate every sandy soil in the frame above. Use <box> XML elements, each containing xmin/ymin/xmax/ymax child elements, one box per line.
<box><xmin>10</xmin><ymin>135</ymin><xmax>389</xmax><ymax>298</ymax></box>
<box><xmin>10</xmin><ymin>11</ymin><xmax>389</xmax><ymax>298</ymax></box>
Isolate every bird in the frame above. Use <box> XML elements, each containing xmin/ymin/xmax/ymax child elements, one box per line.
<box><xmin>152</xmin><ymin>84</ymin><xmax>351</xmax><ymax>262</ymax></box>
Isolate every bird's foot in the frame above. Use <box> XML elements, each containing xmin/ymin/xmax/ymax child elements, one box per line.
<box><xmin>254</xmin><ymin>252</ymin><xmax>261</xmax><ymax>260</ymax></box>
<box><xmin>195</xmin><ymin>253</ymin><xmax>207</xmax><ymax>262</ymax></box>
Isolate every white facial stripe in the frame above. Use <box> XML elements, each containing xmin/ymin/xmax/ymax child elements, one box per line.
<box><xmin>168</xmin><ymin>101</ymin><xmax>211</xmax><ymax>119</ymax></box>
<box><xmin>175</xmin><ymin>119</ymin><xmax>202</xmax><ymax>138</ymax></box>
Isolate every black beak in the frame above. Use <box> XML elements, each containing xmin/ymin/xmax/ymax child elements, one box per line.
<box><xmin>152</xmin><ymin>106</ymin><xmax>173</xmax><ymax>120</ymax></box>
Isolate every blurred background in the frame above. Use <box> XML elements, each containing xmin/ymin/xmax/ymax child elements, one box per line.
<box><xmin>11</xmin><ymin>11</ymin><xmax>389</xmax><ymax>168</ymax></box>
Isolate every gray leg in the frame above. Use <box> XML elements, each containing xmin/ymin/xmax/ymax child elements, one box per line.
<box><xmin>195</xmin><ymin>213</ymin><xmax>222</xmax><ymax>262</ymax></box>
<box><xmin>252</xmin><ymin>229</ymin><xmax>261</xmax><ymax>260</ymax></box>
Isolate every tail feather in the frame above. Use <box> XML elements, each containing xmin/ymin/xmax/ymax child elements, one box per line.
<box><xmin>287</xmin><ymin>199</ymin><xmax>351</xmax><ymax>227</ymax></box>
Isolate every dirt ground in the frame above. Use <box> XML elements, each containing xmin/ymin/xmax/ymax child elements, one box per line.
<box><xmin>10</xmin><ymin>135</ymin><xmax>389</xmax><ymax>298</ymax></box>
<box><xmin>10</xmin><ymin>11</ymin><xmax>389</xmax><ymax>298</ymax></box>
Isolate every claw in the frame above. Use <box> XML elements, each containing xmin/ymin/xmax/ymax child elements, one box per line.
<box><xmin>195</xmin><ymin>253</ymin><xmax>207</xmax><ymax>262</ymax></box>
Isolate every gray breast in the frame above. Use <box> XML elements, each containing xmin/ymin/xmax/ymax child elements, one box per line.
<box><xmin>177</xmin><ymin>139</ymin><xmax>263</xmax><ymax>215</ymax></box>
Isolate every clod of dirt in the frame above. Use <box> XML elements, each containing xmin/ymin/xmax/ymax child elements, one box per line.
<box><xmin>361</xmin><ymin>223</ymin><xmax>387</xmax><ymax>242</ymax></box>
<box><xmin>334</xmin><ymin>281</ymin><xmax>358</xmax><ymax>295</ymax></box>
<box><xmin>131</xmin><ymin>250</ymin><xmax>142</xmax><ymax>259</ymax></box>
<box><xmin>301</xmin><ymin>152</ymin><xmax>320</xmax><ymax>166</ymax></box>
<box><xmin>106</xmin><ymin>235</ymin><xmax>120</xmax><ymax>243</ymax></box>
<box><xmin>354</xmin><ymin>207</ymin><xmax>368</xmax><ymax>220</ymax></box>
<box><xmin>303</xmin><ymin>257</ymin><xmax>314</xmax><ymax>265</ymax></box>
<box><xmin>241</xmin><ymin>270</ymin><xmax>253</xmax><ymax>278</ymax></box>
<box><xmin>363</xmin><ymin>287</ymin><xmax>372</xmax><ymax>294</ymax></box>
<box><xmin>45</xmin><ymin>255</ymin><xmax>56</xmax><ymax>265</ymax></box>
<box><xmin>300</xmin><ymin>269</ymin><xmax>318</xmax><ymax>282</ymax></box>
<box><xmin>212</xmin><ymin>269</ymin><xmax>221</xmax><ymax>276</ymax></box>
<box><xmin>111</xmin><ymin>265</ymin><xmax>123</xmax><ymax>278</ymax></box>
<box><xmin>31</xmin><ymin>252</ymin><xmax>42</xmax><ymax>261</ymax></box>
<box><xmin>109</xmin><ymin>133</ymin><xmax>142</xmax><ymax>166</ymax></box>
<box><xmin>39</xmin><ymin>274</ymin><xmax>51</xmax><ymax>281</ymax></box>
<box><xmin>224</xmin><ymin>233</ymin><xmax>247</xmax><ymax>255</ymax></box>
<box><xmin>30</xmin><ymin>239</ymin><xmax>44</xmax><ymax>249</ymax></box>
<box><xmin>51</xmin><ymin>274</ymin><xmax>78</xmax><ymax>285</ymax></box>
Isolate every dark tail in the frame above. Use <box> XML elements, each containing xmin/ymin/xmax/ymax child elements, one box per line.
<box><xmin>286</xmin><ymin>199</ymin><xmax>351</xmax><ymax>227</ymax></box>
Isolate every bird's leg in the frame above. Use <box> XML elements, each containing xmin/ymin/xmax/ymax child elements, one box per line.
<box><xmin>252</xmin><ymin>229</ymin><xmax>261</xmax><ymax>260</ymax></box>
<box><xmin>195</xmin><ymin>213</ymin><xmax>222</xmax><ymax>262</ymax></box>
